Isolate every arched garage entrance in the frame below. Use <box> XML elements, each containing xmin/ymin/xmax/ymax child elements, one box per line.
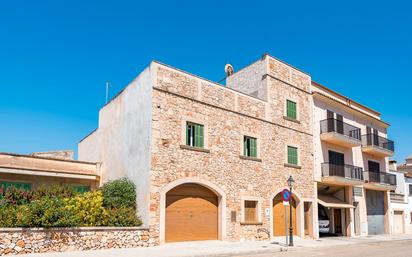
<box><xmin>273</xmin><ymin>193</ymin><xmax>298</xmax><ymax>236</ymax></box>
<box><xmin>165</xmin><ymin>183</ymin><xmax>219</xmax><ymax>242</ymax></box>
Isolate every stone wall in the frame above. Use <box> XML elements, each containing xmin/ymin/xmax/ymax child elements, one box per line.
<box><xmin>0</xmin><ymin>227</ymin><xmax>152</xmax><ymax>256</ymax></box>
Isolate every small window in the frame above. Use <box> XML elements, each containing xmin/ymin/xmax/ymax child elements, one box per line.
<box><xmin>410</xmin><ymin>212</ymin><xmax>412</xmax><ymax>224</ymax></box>
<box><xmin>244</xmin><ymin>200</ymin><xmax>258</xmax><ymax>223</ymax></box>
<box><xmin>287</xmin><ymin>146</ymin><xmax>298</xmax><ymax>165</ymax></box>
<box><xmin>409</xmin><ymin>185</ymin><xmax>412</xmax><ymax>196</ymax></box>
<box><xmin>0</xmin><ymin>181</ymin><xmax>32</xmax><ymax>192</ymax></box>
<box><xmin>286</xmin><ymin>100</ymin><xmax>297</xmax><ymax>120</ymax></box>
<box><xmin>72</xmin><ymin>185</ymin><xmax>91</xmax><ymax>194</ymax></box>
<box><xmin>186</xmin><ymin>122</ymin><xmax>204</xmax><ymax>148</ymax></box>
<box><xmin>244</xmin><ymin>136</ymin><xmax>257</xmax><ymax>158</ymax></box>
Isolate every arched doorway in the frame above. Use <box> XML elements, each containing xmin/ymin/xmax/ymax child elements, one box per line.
<box><xmin>165</xmin><ymin>183</ymin><xmax>218</xmax><ymax>242</ymax></box>
<box><xmin>273</xmin><ymin>193</ymin><xmax>297</xmax><ymax>236</ymax></box>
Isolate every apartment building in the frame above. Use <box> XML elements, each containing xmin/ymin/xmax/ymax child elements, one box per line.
<box><xmin>312</xmin><ymin>82</ymin><xmax>396</xmax><ymax>237</ymax></box>
<box><xmin>78</xmin><ymin>53</ymin><xmax>395</xmax><ymax>243</ymax></box>
<box><xmin>79</xmin><ymin>54</ymin><xmax>317</xmax><ymax>243</ymax></box>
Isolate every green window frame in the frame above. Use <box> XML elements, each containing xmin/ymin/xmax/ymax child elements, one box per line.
<box><xmin>287</xmin><ymin>146</ymin><xmax>298</xmax><ymax>165</ymax></box>
<box><xmin>0</xmin><ymin>181</ymin><xmax>32</xmax><ymax>192</ymax></box>
<box><xmin>186</xmin><ymin>122</ymin><xmax>204</xmax><ymax>148</ymax></box>
<box><xmin>72</xmin><ymin>185</ymin><xmax>91</xmax><ymax>194</ymax></box>
<box><xmin>244</xmin><ymin>136</ymin><xmax>257</xmax><ymax>158</ymax></box>
<box><xmin>286</xmin><ymin>100</ymin><xmax>297</xmax><ymax>120</ymax></box>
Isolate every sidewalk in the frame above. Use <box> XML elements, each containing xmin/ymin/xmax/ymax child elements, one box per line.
<box><xmin>25</xmin><ymin>234</ymin><xmax>412</xmax><ymax>257</ymax></box>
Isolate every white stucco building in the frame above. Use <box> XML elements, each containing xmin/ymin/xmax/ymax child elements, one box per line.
<box><xmin>389</xmin><ymin>160</ymin><xmax>412</xmax><ymax>234</ymax></box>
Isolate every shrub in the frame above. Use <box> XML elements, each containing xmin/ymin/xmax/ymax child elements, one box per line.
<box><xmin>0</xmin><ymin>205</ymin><xmax>17</xmax><ymax>227</ymax></box>
<box><xmin>29</xmin><ymin>197</ymin><xmax>76</xmax><ymax>228</ymax></box>
<box><xmin>32</xmin><ymin>184</ymin><xmax>77</xmax><ymax>200</ymax></box>
<box><xmin>1</xmin><ymin>186</ymin><xmax>34</xmax><ymax>205</ymax></box>
<box><xmin>0</xmin><ymin>179</ymin><xmax>142</xmax><ymax>228</ymax></box>
<box><xmin>101</xmin><ymin>178</ymin><xmax>136</xmax><ymax>209</ymax></box>
<box><xmin>65</xmin><ymin>190</ymin><xmax>108</xmax><ymax>226</ymax></box>
<box><xmin>107</xmin><ymin>207</ymin><xmax>142</xmax><ymax>227</ymax></box>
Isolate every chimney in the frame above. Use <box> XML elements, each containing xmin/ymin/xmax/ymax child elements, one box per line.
<box><xmin>389</xmin><ymin>160</ymin><xmax>397</xmax><ymax>171</ymax></box>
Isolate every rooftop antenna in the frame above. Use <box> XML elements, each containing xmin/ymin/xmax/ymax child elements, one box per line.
<box><xmin>105</xmin><ymin>81</ymin><xmax>112</xmax><ymax>104</ymax></box>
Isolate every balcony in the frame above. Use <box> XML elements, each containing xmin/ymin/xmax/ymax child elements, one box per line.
<box><xmin>361</xmin><ymin>134</ymin><xmax>394</xmax><ymax>157</ymax></box>
<box><xmin>321</xmin><ymin>163</ymin><xmax>364</xmax><ymax>186</ymax></box>
<box><xmin>320</xmin><ymin>119</ymin><xmax>361</xmax><ymax>147</ymax></box>
<box><xmin>364</xmin><ymin>171</ymin><xmax>397</xmax><ymax>190</ymax></box>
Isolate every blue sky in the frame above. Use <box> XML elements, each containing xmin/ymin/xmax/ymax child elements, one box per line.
<box><xmin>0</xmin><ymin>1</ymin><xmax>411</xmax><ymax>162</ymax></box>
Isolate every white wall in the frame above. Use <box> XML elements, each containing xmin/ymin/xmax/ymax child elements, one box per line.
<box><xmin>78</xmin><ymin>66</ymin><xmax>153</xmax><ymax>225</ymax></box>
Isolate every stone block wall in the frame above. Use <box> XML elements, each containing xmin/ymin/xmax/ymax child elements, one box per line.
<box><xmin>0</xmin><ymin>227</ymin><xmax>152</xmax><ymax>256</ymax></box>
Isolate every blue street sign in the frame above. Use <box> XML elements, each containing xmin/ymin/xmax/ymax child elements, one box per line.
<box><xmin>282</xmin><ymin>189</ymin><xmax>291</xmax><ymax>202</ymax></box>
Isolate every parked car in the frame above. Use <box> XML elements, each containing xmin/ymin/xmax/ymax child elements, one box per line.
<box><xmin>318</xmin><ymin>205</ymin><xmax>330</xmax><ymax>234</ymax></box>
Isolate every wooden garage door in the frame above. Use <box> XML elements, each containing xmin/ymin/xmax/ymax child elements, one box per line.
<box><xmin>273</xmin><ymin>193</ymin><xmax>297</xmax><ymax>236</ymax></box>
<box><xmin>166</xmin><ymin>183</ymin><xmax>218</xmax><ymax>242</ymax></box>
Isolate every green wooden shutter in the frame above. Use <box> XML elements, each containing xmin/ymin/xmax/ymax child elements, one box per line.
<box><xmin>288</xmin><ymin>146</ymin><xmax>298</xmax><ymax>165</ymax></box>
<box><xmin>251</xmin><ymin>138</ymin><xmax>257</xmax><ymax>157</ymax></box>
<box><xmin>287</xmin><ymin>100</ymin><xmax>297</xmax><ymax>120</ymax></box>
<box><xmin>0</xmin><ymin>181</ymin><xmax>32</xmax><ymax>192</ymax></box>
<box><xmin>186</xmin><ymin>123</ymin><xmax>190</xmax><ymax>146</ymax></box>
<box><xmin>195</xmin><ymin>124</ymin><xmax>204</xmax><ymax>148</ymax></box>
<box><xmin>73</xmin><ymin>185</ymin><xmax>91</xmax><ymax>194</ymax></box>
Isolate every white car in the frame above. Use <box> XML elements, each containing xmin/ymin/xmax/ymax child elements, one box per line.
<box><xmin>318</xmin><ymin>205</ymin><xmax>330</xmax><ymax>234</ymax></box>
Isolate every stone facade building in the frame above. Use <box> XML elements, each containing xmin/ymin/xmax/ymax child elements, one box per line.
<box><xmin>79</xmin><ymin>54</ymin><xmax>317</xmax><ymax>243</ymax></box>
<box><xmin>78</xmin><ymin>53</ymin><xmax>396</xmax><ymax>243</ymax></box>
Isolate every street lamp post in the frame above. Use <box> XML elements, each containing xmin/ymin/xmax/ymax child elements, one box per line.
<box><xmin>287</xmin><ymin>175</ymin><xmax>295</xmax><ymax>247</ymax></box>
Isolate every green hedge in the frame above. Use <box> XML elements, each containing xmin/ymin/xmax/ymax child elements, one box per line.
<box><xmin>0</xmin><ymin>178</ymin><xmax>142</xmax><ymax>228</ymax></box>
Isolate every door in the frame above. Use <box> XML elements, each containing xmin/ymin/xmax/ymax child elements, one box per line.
<box><xmin>354</xmin><ymin>202</ymin><xmax>361</xmax><ymax>236</ymax></box>
<box><xmin>273</xmin><ymin>193</ymin><xmax>297</xmax><ymax>236</ymax></box>
<box><xmin>304</xmin><ymin>202</ymin><xmax>311</xmax><ymax>236</ymax></box>
<box><xmin>329</xmin><ymin>150</ymin><xmax>345</xmax><ymax>177</ymax></box>
<box><xmin>368</xmin><ymin>161</ymin><xmax>380</xmax><ymax>172</ymax></box>
<box><xmin>366</xmin><ymin>190</ymin><xmax>385</xmax><ymax>235</ymax></box>
<box><xmin>393</xmin><ymin>211</ymin><xmax>404</xmax><ymax>234</ymax></box>
<box><xmin>327</xmin><ymin>110</ymin><xmax>335</xmax><ymax>132</ymax></box>
<box><xmin>166</xmin><ymin>183</ymin><xmax>218</xmax><ymax>242</ymax></box>
<box><xmin>336</xmin><ymin>114</ymin><xmax>343</xmax><ymax>134</ymax></box>
<box><xmin>368</xmin><ymin>161</ymin><xmax>381</xmax><ymax>182</ymax></box>
<box><xmin>334</xmin><ymin>209</ymin><xmax>342</xmax><ymax>235</ymax></box>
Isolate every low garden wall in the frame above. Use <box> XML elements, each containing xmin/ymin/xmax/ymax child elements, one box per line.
<box><xmin>0</xmin><ymin>227</ymin><xmax>154</xmax><ymax>256</ymax></box>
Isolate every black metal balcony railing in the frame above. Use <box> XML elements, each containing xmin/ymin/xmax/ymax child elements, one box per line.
<box><xmin>361</xmin><ymin>134</ymin><xmax>394</xmax><ymax>152</ymax></box>
<box><xmin>320</xmin><ymin>118</ymin><xmax>361</xmax><ymax>141</ymax></box>
<box><xmin>321</xmin><ymin>163</ymin><xmax>364</xmax><ymax>180</ymax></box>
<box><xmin>364</xmin><ymin>171</ymin><xmax>397</xmax><ymax>186</ymax></box>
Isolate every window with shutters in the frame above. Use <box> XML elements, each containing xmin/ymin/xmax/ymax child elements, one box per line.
<box><xmin>186</xmin><ymin>122</ymin><xmax>204</xmax><ymax>148</ymax></box>
<box><xmin>287</xmin><ymin>146</ymin><xmax>298</xmax><ymax>165</ymax></box>
<box><xmin>286</xmin><ymin>100</ymin><xmax>297</xmax><ymax>120</ymax></box>
<box><xmin>243</xmin><ymin>136</ymin><xmax>257</xmax><ymax>158</ymax></box>
<box><xmin>72</xmin><ymin>185</ymin><xmax>91</xmax><ymax>194</ymax></box>
<box><xmin>0</xmin><ymin>181</ymin><xmax>32</xmax><ymax>192</ymax></box>
<box><xmin>244</xmin><ymin>200</ymin><xmax>258</xmax><ymax>223</ymax></box>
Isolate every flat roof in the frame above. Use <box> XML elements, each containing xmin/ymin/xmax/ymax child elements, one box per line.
<box><xmin>0</xmin><ymin>152</ymin><xmax>98</xmax><ymax>165</ymax></box>
<box><xmin>312</xmin><ymin>81</ymin><xmax>381</xmax><ymax>116</ymax></box>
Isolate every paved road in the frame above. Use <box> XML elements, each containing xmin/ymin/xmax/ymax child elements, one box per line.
<box><xmin>232</xmin><ymin>240</ymin><xmax>411</xmax><ymax>257</ymax></box>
